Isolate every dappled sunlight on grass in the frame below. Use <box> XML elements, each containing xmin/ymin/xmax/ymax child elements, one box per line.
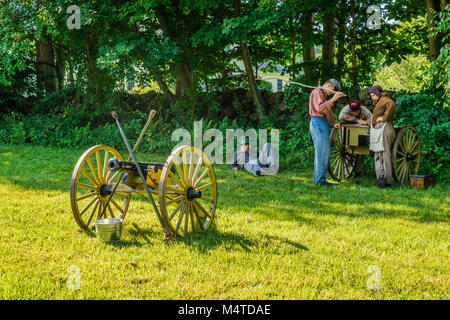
<box><xmin>0</xmin><ymin>144</ymin><xmax>448</xmax><ymax>299</ymax></box>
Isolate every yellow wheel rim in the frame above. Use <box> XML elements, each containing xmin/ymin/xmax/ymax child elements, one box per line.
<box><xmin>70</xmin><ymin>145</ymin><xmax>131</xmax><ymax>230</ymax></box>
<box><xmin>159</xmin><ymin>145</ymin><xmax>218</xmax><ymax>237</ymax></box>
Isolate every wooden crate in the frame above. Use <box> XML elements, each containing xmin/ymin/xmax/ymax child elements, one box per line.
<box><xmin>409</xmin><ymin>174</ymin><xmax>436</xmax><ymax>189</ymax></box>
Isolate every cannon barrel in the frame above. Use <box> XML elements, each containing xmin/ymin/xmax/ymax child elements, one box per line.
<box><xmin>108</xmin><ymin>158</ymin><xmax>155</xmax><ymax>172</ymax></box>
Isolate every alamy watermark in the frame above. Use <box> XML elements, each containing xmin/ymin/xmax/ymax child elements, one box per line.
<box><xmin>170</xmin><ymin>121</ymin><xmax>279</xmax><ymax>173</ymax></box>
<box><xmin>366</xmin><ymin>265</ymin><xmax>381</xmax><ymax>290</ymax></box>
<box><xmin>67</xmin><ymin>265</ymin><xmax>81</xmax><ymax>290</ymax></box>
<box><xmin>67</xmin><ymin>5</ymin><xmax>81</xmax><ymax>30</ymax></box>
<box><xmin>367</xmin><ymin>5</ymin><xmax>382</xmax><ymax>30</ymax></box>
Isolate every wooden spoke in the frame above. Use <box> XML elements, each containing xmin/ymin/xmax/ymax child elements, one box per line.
<box><xmin>166</xmin><ymin>194</ymin><xmax>184</xmax><ymax>205</ymax></box>
<box><xmin>190</xmin><ymin>205</ymin><xmax>196</xmax><ymax>233</ymax></box>
<box><xmin>107</xmin><ymin>203</ymin><xmax>115</xmax><ymax>218</ymax></box>
<box><xmin>330</xmin><ymin>155</ymin><xmax>340</xmax><ymax>169</ymax></box>
<box><xmin>86</xmin><ymin>157</ymin><xmax>100</xmax><ymax>184</ymax></box>
<box><xmin>102</xmin><ymin>150</ymin><xmax>109</xmax><ymax>179</ymax></box>
<box><xmin>169</xmin><ymin>199</ymin><xmax>185</xmax><ymax>221</ymax></box>
<box><xmin>194</xmin><ymin>167</ymin><xmax>209</xmax><ymax>188</ymax></box>
<box><xmin>110</xmin><ymin>198</ymin><xmax>125</xmax><ymax>213</ymax></box>
<box><xmin>77</xmin><ymin>192</ymin><xmax>97</xmax><ymax>202</ymax></box>
<box><xmin>95</xmin><ymin>150</ymin><xmax>103</xmax><ymax>184</ymax></box>
<box><xmin>333</xmin><ymin>157</ymin><xmax>341</xmax><ymax>176</ymax></box>
<box><xmin>182</xmin><ymin>149</ymin><xmax>189</xmax><ymax>185</ymax></box>
<box><xmin>174</xmin><ymin>157</ymin><xmax>188</xmax><ymax>187</ymax></box>
<box><xmin>79</xmin><ymin>196</ymin><xmax>98</xmax><ymax>216</ymax></box>
<box><xmin>191</xmin><ymin>156</ymin><xmax>203</xmax><ymax>185</ymax></box>
<box><xmin>200</xmin><ymin>196</ymin><xmax>213</xmax><ymax>202</ymax></box>
<box><xmin>114</xmin><ymin>192</ymin><xmax>129</xmax><ymax>198</ymax></box>
<box><xmin>80</xmin><ymin>167</ymin><xmax>98</xmax><ymax>186</ymax></box>
<box><xmin>189</xmin><ymin>149</ymin><xmax>195</xmax><ymax>182</ymax></box>
<box><xmin>168</xmin><ymin>171</ymin><xmax>183</xmax><ymax>188</ymax></box>
<box><xmin>193</xmin><ymin>200</ymin><xmax>211</xmax><ymax>219</ymax></box>
<box><xmin>192</xmin><ymin>204</ymin><xmax>205</xmax><ymax>231</ymax></box>
<box><xmin>86</xmin><ymin>199</ymin><xmax>100</xmax><ymax>227</ymax></box>
<box><xmin>77</xmin><ymin>182</ymin><xmax>97</xmax><ymax>191</ymax></box>
<box><xmin>107</xmin><ymin>171</ymin><xmax>120</xmax><ymax>185</ymax></box>
<box><xmin>196</xmin><ymin>182</ymin><xmax>212</xmax><ymax>191</ymax></box>
<box><xmin>166</xmin><ymin>185</ymin><xmax>184</xmax><ymax>194</ymax></box>
<box><xmin>175</xmin><ymin>202</ymin><xmax>186</xmax><ymax>234</ymax></box>
<box><xmin>184</xmin><ymin>202</ymin><xmax>189</xmax><ymax>237</ymax></box>
<box><xmin>97</xmin><ymin>199</ymin><xmax>104</xmax><ymax>220</ymax></box>
<box><xmin>410</xmin><ymin>139</ymin><xmax>419</xmax><ymax>153</ymax></box>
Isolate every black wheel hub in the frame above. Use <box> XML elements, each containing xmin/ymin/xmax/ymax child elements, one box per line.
<box><xmin>406</xmin><ymin>153</ymin><xmax>416</xmax><ymax>161</ymax></box>
<box><xmin>99</xmin><ymin>184</ymin><xmax>111</xmax><ymax>197</ymax></box>
<box><xmin>186</xmin><ymin>187</ymin><xmax>202</xmax><ymax>201</ymax></box>
<box><xmin>341</xmin><ymin>147</ymin><xmax>349</xmax><ymax>157</ymax></box>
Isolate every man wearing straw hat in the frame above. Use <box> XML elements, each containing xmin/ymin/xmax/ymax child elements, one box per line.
<box><xmin>309</xmin><ymin>79</ymin><xmax>345</xmax><ymax>186</ymax></box>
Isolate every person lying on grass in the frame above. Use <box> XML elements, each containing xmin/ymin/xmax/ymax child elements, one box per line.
<box><xmin>231</xmin><ymin>139</ymin><xmax>278</xmax><ymax>176</ymax></box>
<box><xmin>338</xmin><ymin>99</ymin><xmax>373</xmax><ymax>177</ymax></box>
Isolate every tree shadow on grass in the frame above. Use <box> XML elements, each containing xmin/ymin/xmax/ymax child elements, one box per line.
<box><xmin>174</xmin><ymin>228</ymin><xmax>255</xmax><ymax>254</ymax></box>
<box><xmin>173</xmin><ymin>226</ymin><xmax>309</xmax><ymax>255</ymax></box>
<box><xmin>1</xmin><ymin>145</ymin><xmax>447</xmax><ymax>226</ymax></box>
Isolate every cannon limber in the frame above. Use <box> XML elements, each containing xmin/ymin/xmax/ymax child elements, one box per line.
<box><xmin>70</xmin><ymin>110</ymin><xmax>218</xmax><ymax>239</ymax></box>
<box><xmin>328</xmin><ymin>123</ymin><xmax>424</xmax><ymax>184</ymax></box>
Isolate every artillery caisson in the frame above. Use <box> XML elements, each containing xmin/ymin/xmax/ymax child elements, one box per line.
<box><xmin>70</xmin><ymin>110</ymin><xmax>218</xmax><ymax>239</ymax></box>
<box><xmin>328</xmin><ymin>123</ymin><xmax>423</xmax><ymax>184</ymax></box>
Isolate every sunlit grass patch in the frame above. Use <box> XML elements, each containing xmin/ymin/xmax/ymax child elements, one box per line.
<box><xmin>0</xmin><ymin>144</ymin><xmax>448</xmax><ymax>299</ymax></box>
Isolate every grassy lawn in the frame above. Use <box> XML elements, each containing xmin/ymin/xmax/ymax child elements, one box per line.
<box><xmin>0</xmin><ymin>144</ymin><xmax>448</xmax><ymax>299</ymax></box>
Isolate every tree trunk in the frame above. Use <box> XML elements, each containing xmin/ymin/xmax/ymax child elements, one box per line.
<box><xmin>292</xmin><ymin>37</ymin><xmax>296</xmax><ymax>79</ymax></box>
<box><xmin>153</xmin><ymin>72</ymin><xmax>175</xmax><ymax>101</ymax></box>
<box><xmin>425</xmin><ymin>0</ymin><xmax>445</xmax><ymax>61</ymax></box>
<box><xmin>35</xmin><ymin>37</ymin><xmax>57</xmax><ymax>93</ymax></box>
<box><xmin>350</xmin><ymin>0</ymin><xmax>357</xmax><ymax>88</ymax></box>
<box><xmin>175</xmin><ymin>62</ymin><xmax>193</xmax><ymax>96</ymax></box>
<box><xmin>54</xmin><ymin>44</ymin><xmax>64</xmax><ymax>90</ymax></box>
<box><xmin>84</xmin><ymin>35</ymin><xmax>98</xmax><ymax>93</ymax></box>
<box><xmin>234</xmin><ymin>0</ymin><xmax>265</xmax><ymax>120</ymax></box>
<box><xmin>336</xmin><ymin>6</ymin><xmax>346</xmax><ymax>82</ymax></box>
<box><xmin>322</xmin><ymin>15</ymin><xmax>335</xmax><ymax>63</ymax></box>
<box><xmin>322</xmin><ymin>12</ymin><xmax>336</xmax><ymax>81</ymax></box>
<box><xmin>67</xmin><ymin>45</ymin><xmax>74</xmax><ymax>84</ymax></box>
<box><xmin>302</xmin><ymin>11</ymin><xmax>315</xmax><ymax>81</ymax></box>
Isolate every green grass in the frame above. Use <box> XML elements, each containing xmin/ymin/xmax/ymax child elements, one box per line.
<box><xmin>0</xmin><ymin>144</ymin><xmax>448</xmax><ymax>299</ymax></box>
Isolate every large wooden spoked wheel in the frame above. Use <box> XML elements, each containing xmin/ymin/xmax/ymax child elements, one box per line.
<box><xmin>328</xmin><ymin>127</ymin><xmax>356</xmax><ymax>181</ymax></box>
<box><xmin>159</xmin><ymin>145</ymin><xmax>218</xmax><ymax>237</ymax></box>
<box><xmin>392</xmin><ymin>126</ymin><xmax>421</xmax><ymax>184</ymax></box>
<box><xmin>70</xmin><ymin>145</ymin><xmax>131</xmax><ymax>230</ymax></box>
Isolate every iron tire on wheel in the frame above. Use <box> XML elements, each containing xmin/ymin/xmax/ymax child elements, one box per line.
<box><xmin>158</xmin><ymin>145</ymin><xmax>218</xmax><ymax>237</ymax></box>
<box><xmin>392</xmin><ymin>126</ymin><xmax>421</xmax><ymax>185</ymax></box>
<box><xmin>70</xmin><ymin>145</ymin><xmax>131</xmax><ymax>230</ymax></box>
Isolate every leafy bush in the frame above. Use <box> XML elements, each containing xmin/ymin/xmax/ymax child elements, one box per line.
<box><xmin>0</xmin><ymin>89</ymin><xmax>448</xmax><ymax>180</ymax></box>
<box><xmin>394</xmin><ymin>91</ymin><xmax>449</xmax><ymax>180</ymax></box>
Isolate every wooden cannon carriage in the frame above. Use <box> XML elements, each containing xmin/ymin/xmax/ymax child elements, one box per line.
<box><xmin>328</xmin><ymin>123</ymin><xmax>423</xmax><ymax>184</ymax></box>
<box><xmin>70</xmin><ymin>110</ymin><xmax>218</xmax><ymax>238</ymax></box>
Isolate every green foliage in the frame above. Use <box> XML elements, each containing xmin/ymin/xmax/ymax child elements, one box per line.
<box><xmin>375</xmin><ymin>54</ymin><xmax>432</xmax><ymax>92</ymax></box>
<box><xmin>425</xmin><ymin>5</ymin><xmax>450</xmax><ymax>109</ymax></box>
<box><xmin>394</xmin><ymin>91</ymin><xmax>449</xmax><ymax>179</ymax></box>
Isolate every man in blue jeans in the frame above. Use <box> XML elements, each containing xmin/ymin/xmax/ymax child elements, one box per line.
<box><xmin>309</xmin><ymin>79</ymin><xmax>345</xmax><ymax>186</ymax></box>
